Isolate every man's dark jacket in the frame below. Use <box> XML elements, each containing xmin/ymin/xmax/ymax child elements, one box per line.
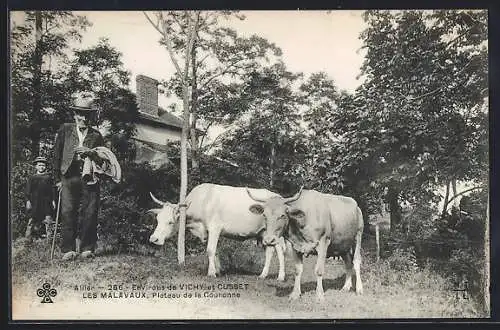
<box><xmin>53</xmin><ymin>123</ymin><xmax>104</xmax><ymax>182</ymax></box>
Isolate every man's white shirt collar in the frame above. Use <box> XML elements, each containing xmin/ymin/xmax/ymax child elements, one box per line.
<box><xmin>76</xmin><ymin>125</ymin><xmax>88</xmax><ymax>147</ymax></box>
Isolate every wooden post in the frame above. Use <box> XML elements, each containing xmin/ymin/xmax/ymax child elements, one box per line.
<box><xmin>375</xmin><ymin>223</ymin><xmax>380</xmax><ymax>262</ymax></box>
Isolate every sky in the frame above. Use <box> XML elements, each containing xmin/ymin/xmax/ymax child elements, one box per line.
<box><xmin>64</xmin><ymin>10</ymin><xmax>367</xmax><ymax>110</ymax></box>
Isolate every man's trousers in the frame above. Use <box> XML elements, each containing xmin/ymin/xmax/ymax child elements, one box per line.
<box><xmin>60</xmin><ymin>174</ymin><xmax>100</xmax><ymax>253</ymax></box>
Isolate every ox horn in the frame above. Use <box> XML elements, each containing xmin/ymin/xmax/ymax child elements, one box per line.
<box><xmin>146</xmin><ymin>208</ymin><xmax>162</xmax><ymax>215</ymax></box>
<box><xmin>150</xmin><ymin>192</ymin><xmax>167</xmax><ymax>206</ymax></box>
<box><xmin>284</xmin><ymin>186</ymin><xmax>304</xmax><ymax>204</ymax></box>
<box><xmin>246</xmin><ymin>188</ymin><xmax>267</xmax><ymax>203</ymax></box>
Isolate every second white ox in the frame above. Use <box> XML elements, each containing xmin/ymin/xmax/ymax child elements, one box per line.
<box><xmin>148</xmin><ymin>183</ymin><xmax>286</xmax><ymax>280</ymax></box>
<box><xmin>247</xmin><ymin>188</ymin><xmax>364</xmax><ymax>301</ymax></box>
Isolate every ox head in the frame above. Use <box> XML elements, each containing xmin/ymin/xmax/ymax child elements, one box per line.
<box><xmin>247</xmin><ymin>187</ymin><xmax>304</xmax><ymax>246</ymax></box>
<box><xmin>148</xmin><ymin>192</ymin><xmax>179</xmax><ymax>245</ymax></box>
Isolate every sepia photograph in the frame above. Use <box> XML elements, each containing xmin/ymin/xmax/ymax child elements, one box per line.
<box><xmin>9</xmin><ymin>9</ymin><xmax>490</xmax><ymax>320</ymax></box>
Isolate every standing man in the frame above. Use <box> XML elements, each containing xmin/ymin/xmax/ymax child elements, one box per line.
<box><xmin>53</xmin><ymin>98</ymin><xmax>104</xmax><ymax>261</ymax></box>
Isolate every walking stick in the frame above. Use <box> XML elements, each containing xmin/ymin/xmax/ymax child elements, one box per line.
<box><xmin>50</xmin><ymin>188</ymin><xmax>62</xmax><ymax>261</ymax></box>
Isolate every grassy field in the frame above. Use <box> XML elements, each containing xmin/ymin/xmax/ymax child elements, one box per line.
<box><xmin>11</xmin><ymin>237</ymin><xmax>486</xmax><ymax>320</ymax></box>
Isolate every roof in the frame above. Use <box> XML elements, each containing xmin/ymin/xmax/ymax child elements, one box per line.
<box><xmin>137</xmin><ymin>109</ymin><xmax>183</xmax><ymax>130</ymax></box>
<box><xmin>159</xmin><ymin>108</ymin><xmax>184</xmax><ymax>128</ymax></box>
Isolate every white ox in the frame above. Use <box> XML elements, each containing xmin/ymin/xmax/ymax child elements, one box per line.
<box><xmin>247</xmin><ymin>188</ymin><xmax>364</xmax><ymax>301</ymax></box>
<box><xmin>148</xmin><ymin>183</ymin><xmax>286</xmax><ymax>280</ymax></box>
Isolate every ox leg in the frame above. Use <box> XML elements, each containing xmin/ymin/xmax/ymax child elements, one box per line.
<box><xmin>314</xmin><ymin>236</ymin><xmax>330</xmax><ymax>302</ymax></box>
<box><xmin>259</xmin><ymin>246</ymin><xmax>274</xmax><ymax>279</ymax></box>
<box><xmin>289</xmin><ymin>249</ymin><xmax>304</xmax><ymax>301</ymax></box>
<box><xmin>341</xmin><ymin>251</ymin><xmax>354</xmax><ymax>292</ymax></box>
<box><xmin>275</xmin><ymin>239</ymin><xmax>286</xmax><ymax>281</ymax></box>
<box><xmin>353</xmin><ymin>230</ymin><xmax>363</xmax><ymax>294</ymax></box>
<box><xmin>206</xmin><ymin>228</ymin><xmax>221</xmax><ymax>277</ymax></box>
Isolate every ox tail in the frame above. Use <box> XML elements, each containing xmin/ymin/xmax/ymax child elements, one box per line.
<box><xmin>354</xmin><ymin>206</ymin><xmax>363</xmax><ymax>251</ymax></box>
<box><xmin>353</xmin><ymin>206</ymin><xmax>364</xmax><ymax>294</ymax></box>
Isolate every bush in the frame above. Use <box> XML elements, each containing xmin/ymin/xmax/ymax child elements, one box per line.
<box><xmin>11</xmin><ymin>162</ymin><xmax>37</xmax><ymax>239</ymax></box>
<box><xmin>97</xmin><ymin>161</ymin><xmax>181</xmax><ymax>252</ymax></box>
<box><xmin>386</xmin><ymin>247</ymin><xmax>419</xmax><ymax>273</ymax></box>
<box><xmin>380</xmin><ymin>190</ymin><xmax>488</xmax><ymax>312</ymax></box>
<box><xmin>217</xmin><ymin>238</ymin><xmax>266</xmax><ymax>275</ymax></box>
<box><xmin>447</xmin><ymin>248</ymin><xmax>486</xmax><ymax>304</ymax></box>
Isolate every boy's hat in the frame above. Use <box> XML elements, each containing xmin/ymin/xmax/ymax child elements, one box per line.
<box><xmin>32</xmin><ymin>156</ymin><xmax>48</xmax><ymax>165</ymax></box>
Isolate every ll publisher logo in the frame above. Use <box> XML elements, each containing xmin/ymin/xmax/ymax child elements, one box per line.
<box><xmin>37</xmin><ymin>282</ymin><xmax>57</xmax><ymax>303</ymax></box>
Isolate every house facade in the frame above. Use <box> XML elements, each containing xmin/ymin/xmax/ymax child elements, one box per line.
<box><xmin>133</xmin><ymin>74</ymin><xmax>182</xmax><ymax>167</ymax></box>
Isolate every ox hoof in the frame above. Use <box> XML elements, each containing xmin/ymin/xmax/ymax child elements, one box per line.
<box><xmin>355</xmin><ymin>287</ymin><xmax>363</xmax><ymax>295</ymax></box>
<box><xmin>340</xmin><ymin>285</ymin><xmax>352</xmax><ymax>292</ymax></box>
<box><xmin>258</xmin><ymin>273</ymin><xmax>267</xmax><ymax>280</ymax></box>
<box><xmin>207</xmin><ymin>271</ymin><xmax>217</xmax><ymax>278</ymax></box>
<box><xmin>276</xmin><ymin>274</ymin><xmax>285</xmax><ymax>282</ymax></box>
<box><xmin>288</xmin><ymin>291</ymin><xmax>301</xmax><ymax>301</ymax></box>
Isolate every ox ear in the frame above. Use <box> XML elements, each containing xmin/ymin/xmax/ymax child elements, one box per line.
<box><xmin>249</xmin><ymin>204</ymin><xmax>264</xmax><ymax>215</ymax></box>
<box><xmin>287</xmin><ymin>208</ymin><xmax>306</xmax><ymax>228</ymax></box>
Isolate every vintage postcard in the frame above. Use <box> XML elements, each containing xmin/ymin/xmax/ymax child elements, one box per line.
<box><xmin>9</xmin><ymin>10</ymin><xmax>490</xmax><ymax>320</ymax></box>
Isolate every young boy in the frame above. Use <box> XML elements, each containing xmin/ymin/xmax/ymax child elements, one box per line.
<box><xmin>25</xmin><ymin>156</ymin><xmax>56</xmax><ymax>240</ymax></box>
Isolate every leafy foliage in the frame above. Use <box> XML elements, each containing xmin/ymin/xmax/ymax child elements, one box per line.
<box><xmin>214</xmin><ymin>62</ymin><xmax>307</xmax><ymax>194</ymax></box>
<box><xmin>293</xmin><ymin>10</ymin><xmax>488</xmax><ymax>229</ymax></box>
<box><xmin>11</xmin><ymin>163</ymin><xmax>37</xmax><ymax>239</ymax></box>
<box><xmin>148</xmin><ymin>11</ymin><xmax>283</xmax><ymax>168</ymax></box>
<box><xmin>98</xmin><ymin>162</ymin><xmax>180</xmax><ymax>251</ymax></box>
<box><xmin>11</xmin><ymin>11</ymin><xmax>91</xmax><ymax>162</ymax></box>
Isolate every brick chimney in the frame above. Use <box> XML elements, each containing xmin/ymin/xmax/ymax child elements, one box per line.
<box><xmin>136</xmin><ymin>74</ymin><xmax>159</xmax><ymax>116</ymax></box>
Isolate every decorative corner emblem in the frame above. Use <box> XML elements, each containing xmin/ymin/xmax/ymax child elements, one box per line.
<box><xmin>452</xmin><ymin>280</ymin><xmax>469</xmax><ymax>300</ymax></box>
<box><xmin>37</xmin><ymin>282</ymin><xmax>57</xmax><ymax>303</ymax></box>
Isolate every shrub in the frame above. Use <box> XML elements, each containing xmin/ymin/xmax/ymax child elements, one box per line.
<box><xmin>386</xmin><ymin>247</ymin><xmax>419</xmax><ymax>273</ymax></box>
<box><xmin>97</xmin><ymin>161</ymin><xmax>181</xmax><ymax>252</ymax></box>
<box><xmin>217</xmin><ymin>238</ymin><xmax>266</xmax><ymax>275</ymax></box>
<box><xmin>447</xmin><ymin>248</ymin><xmax>485</xmax><ymax>304</ymax></box>
<box><xmin>384</xmin><ymin>189</ymin><xmax>489</xmax><ymax>312</ymax></box>
<box><xmin>10</xmin><ymin>162</ymin><xmax>37</xmax><ymax>239</ymax></box>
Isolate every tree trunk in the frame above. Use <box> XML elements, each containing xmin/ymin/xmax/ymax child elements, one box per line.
<box><xmin>31</xmin><ymin>12</ymin><xmax>43</xmax><ymax>157</ymax></box>
<box><xmin>441</xmin><ymin>180</ymin><xmax>450</xmax><ymax>218</ymax></box>
<box><xmin>375</xmin><ymin>223</ymin><xmax>380</xmax><ymax>262</ymax></box>
<box><xmin>190</xmin><ymin>40</ymin><xmax>199</xmax><ymax>171</ymax></box>
<box><xmin>144</xmin><ymin>11</ymin><xmax>200</xmax><ymax>265</ymax></box>
<box><xmin>387</xmin><ymin>186</ymin><xmax>401</xmax><ymax>232</ymax></box>
<box><xmin>442</xmin><ymin>186</ymin><xmax>485</xmax><ymax>214</ymax></box>
<box><xmin>269</xmin><ymin>143</ymin><xmax>275</xmax><ymax>188</ymax></box>
<box><xmin>451</xmin><ymin>178</ymin><xmax>458</xmax><ymax>208</ymax></box>
<box><xmin>178</xmin><ymin>82</ymin><xmax>189</xmax><ymax>266</ymax></box>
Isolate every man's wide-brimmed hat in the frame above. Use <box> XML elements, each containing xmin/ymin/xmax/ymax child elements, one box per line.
<box><xmin>32</xmin><ymin>156</ymin><xmax>48</xmax><ymax>165</ymax></box>
<box><xmin>70</xmin><ymin>97</ymin><xmax>98</xmax><ymax>115</ymax></box>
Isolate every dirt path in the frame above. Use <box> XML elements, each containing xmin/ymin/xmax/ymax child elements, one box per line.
<box><xmin>11</xmin><ymin>239</ymin><xmax>483</xmax><ymax>320</ymax></box>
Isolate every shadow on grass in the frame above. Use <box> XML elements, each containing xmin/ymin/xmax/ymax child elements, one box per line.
<box><xmin>273</xmin><ymin>274</ymin><xmax>348</xmax><ymax>297</ymax></box>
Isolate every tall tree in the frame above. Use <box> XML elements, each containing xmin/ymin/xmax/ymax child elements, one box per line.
<box><xmin>156</xmin><ymin>11</ymin><xmax>282</xmax><ymax>170</ymax></box>
<box><xmin>10</xmin><ymin>11</ymin><xmax>91</xmax><ymax>162</ymax></box>
<box><xmin>317</xmin><ymin>10</ymin><xmax>488</xmax><ymax>228</ymax></box>
<box><xmin>67</xmin><ymin>38</ymin><xmax>131</xmax><ymax>123</ymax></box>
<box><xmin>299</xmin><ymin>72</ymin><xmax>342</xmax><ymax>191</ymax></box>
<box><xmin>144</xmin><ymin>11</ymin><xmax>200</xmax><ymax>265</ymax></box>
<box><xmin>66</xmin><ymin>38</ymin><xmax>138</xmax><ymax>161</ymax></box>
<box><xmin>295</xmin><ymin>10</ymin><xmax>487</xmax><ymax>229</ymax></box>
<box><xmin>215</xmin><ymin>62</ymin><xmax>307</xmax><ymax>194</ymax></box>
